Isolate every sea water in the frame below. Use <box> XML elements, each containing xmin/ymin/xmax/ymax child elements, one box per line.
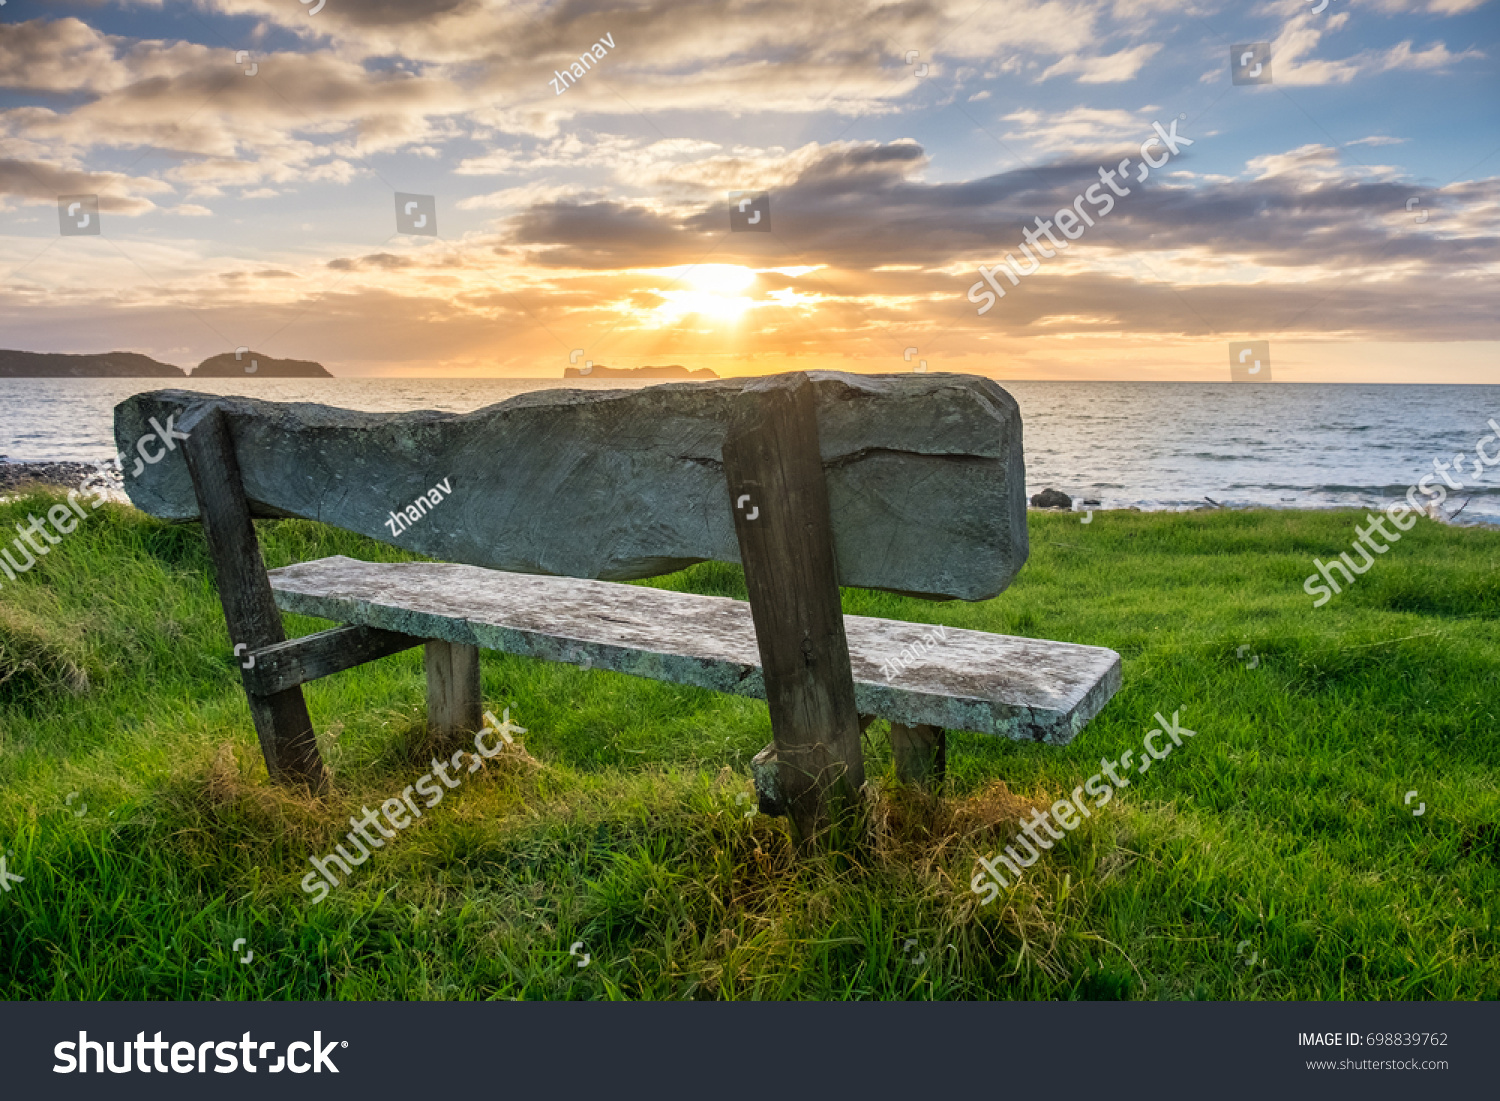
<box><xmin>2</xmin><ymin>377</ymin><xmax>1497</xmax><ymax>525</ymax></box>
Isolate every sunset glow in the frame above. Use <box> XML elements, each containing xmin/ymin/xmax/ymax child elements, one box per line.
<box><xmin>0</xmin><ymin>2</ymin><xmax>1494</xmax><ymax>380</ymax></box>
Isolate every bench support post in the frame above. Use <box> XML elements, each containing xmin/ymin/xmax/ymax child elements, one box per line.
<box><xmin>723</xmin><ymin>373</ymin><xmax>866</xmax><ymax>845</ymax></box>
<box><xmin>425</xmin><ymin>640</ymin><xmax>482</xmax><ymax>741</ymax></box>
<box><xmin>890</xmin><ymin>723</ymin><xmax>946</xmax><ymax>787</ymax></box>
<box><xmin>178</xmin><ymin>403</ymin><xmax>329</xmax><ymax>792</ymax></box>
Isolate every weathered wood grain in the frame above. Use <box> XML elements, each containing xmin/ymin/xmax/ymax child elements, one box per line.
<box><xmin>890</xmin><ymin>722</ymin><xmax>946</xmax><ymax>786</ymax></box>
<box><xmin>242</xmin><ymin>624</ymin><xmax>423</xmax><ymax>696</ymax></box>
<box><xmin>722</xmin><ymin>373</ymin><xmax>865</xmax><ymax>840</ymax></box>
<box><xmin>178</xmin><ymin>403</ymin><xmax>328</xmax><ymax>791</ymax></box>
<box><xmin>267</xmin><ymin>556</ymin><xmax>1122</xmax><ymax>745</ymax></box>
<box><xmin>116</xmin><ymin>372</ymin><xmax>1028</xmax><ymax>602</ymax></box>
<box><xmin>424</xmin><ymin>640</ymin><xmax>482</xmax><ymax>740</ymax></box>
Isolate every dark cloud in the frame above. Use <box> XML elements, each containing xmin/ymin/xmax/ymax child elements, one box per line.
<box><xmin>0</xmin><ymin>157</ymin><xmax>162</xmax><ymax>210</ymax></box>
<box><xmin>306</xmin><ymin>0</ymin><xmax>477</xmax><ymax>27</ymax></box>
<box><xmin>220</xmin><ymin>269</ymin><xmax>301</xmax><ymax>280</ymax></box>
<box><xmin>327</xmin><ymin>252</ymin><xmax>421</xmax><ymax>270</ymax></box>
<box><xmin>487</xmin><ymin>137</ymin><xmax>1500</xmax><ymax>341</ymax></box>
<box><xmin>507</xmin><ymin>198</ymin><xmax>713</xmax><ymax>266</ymax></box>
<box><xmin>499</xmin><ymin>138</ymin><xmax>1495</xmax><ymax>274</ymax></box>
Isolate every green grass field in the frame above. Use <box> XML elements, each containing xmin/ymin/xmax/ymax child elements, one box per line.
<box><xmin>1</xmin><ymin>490</ymin><xmax>1496</xmax><ymax>1000</ymax></box>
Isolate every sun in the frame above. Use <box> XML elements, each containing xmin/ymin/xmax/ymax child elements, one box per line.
<box><xmin>651</xmin><ymin>264</ymin><xmax>757</xmax><ymax>324</ymax></box>
<box><xmin>685</xmin><ymin>264</ymin><xmax>756</xmax><ymax>295</ymax></box>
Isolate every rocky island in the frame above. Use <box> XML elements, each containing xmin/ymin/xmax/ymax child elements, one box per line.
<box><xmin>0</xmin><ymin>350</ymin><xmax>185</xmax><ymax>378</ymax></box>
<box><xmin>0</xmin><ymin>349</ymin><xmax>334</xmax><ymax>378</ymax></box>
<box><xmin>191</xmin><ymin>352</ymin><xmax>332</xmax><ymax>378</ymax></box>
<box><xmin>563</xmin><ymin>364</ymin><xmax>718</xmax><ymax>379</ymax></box>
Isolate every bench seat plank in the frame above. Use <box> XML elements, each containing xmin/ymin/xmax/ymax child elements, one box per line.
<box><xmin>268</xmin><ymin>556</ymin><xmax>1120</xmax><ymax>746</ymax></box>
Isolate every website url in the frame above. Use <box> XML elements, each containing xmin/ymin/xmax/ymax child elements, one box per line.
<box><xmin>1306</xmin><ymin>1059</ymin><xmax>1448</xmax><ymax>1071</ymax></box>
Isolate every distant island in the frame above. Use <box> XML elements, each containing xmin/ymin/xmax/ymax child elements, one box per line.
<box><xmin>0</xmin><ymin>350</ymin><xmax>183</xmax><ymax>378</ymax></box>
<box><xmin>191</xmin><ymin>352</ymin><xmax>332</xmax><ymax>378</ymax></box>
<box><xmin>563</xmin><ymin>364</ymin><xmax>718</xmax><ymax>379</ymax></box>
<box><xmin>0</xmin><ymin>349</ymin><xmax>333</xmax><ymax>378</ymax></box>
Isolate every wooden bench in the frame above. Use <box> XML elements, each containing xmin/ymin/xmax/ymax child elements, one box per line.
<box><xmin>115</xmin><ymin>371</ymin><xmax>1121</xmax><ymax>841</ymax></box>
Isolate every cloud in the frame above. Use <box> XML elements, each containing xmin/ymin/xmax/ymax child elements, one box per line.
<box><xmin>15</xmin><ymin>115</ymin><xmax>1496</xmax><ymax>361</ymax></box>
<box><xmin>1268</xmin><ymin>10</ymin><xmax>1486</xmax><ymax>85</ymax></box>
<box><xmin>486</xmin><ymin>134</ymin><xmax>1499</xmax><ymax>301</ymax></box>
<box><xmin>1040</xmin><ymin>43</ymin><xmax>1163</xmax><ymax>83</ymax></box>
<box><xmin>132</xmin><ymin>0</ymin><xmax>1120</xmax><ymax>141</ymax></box>
<box><xmin>0</xmin><ymin>157</ymin><xmax>169</xmax><ymax>212</ymax></box>
<box><xmin>327</xmin><ymin>252</ymin><xmax>420</xmax><ymax>271</ymax></box>
<box><xmin>1</xmin><ymin>0</ymin><xmax>1495</xmax><ymax>378</ymax></box>
<box><xmin>1362</xmin><ymin>0</ymin><xmax>1491</xmax><ymax>14</ymax></box>
<box><xmin>1372</xmin><ymin>38</ymin><xmax>1486</xmax><ymax>71</ymax></box>
<box><xmin>0</xmin><ymin>19</ymin><xmax>468</xmax><ymax>194</ymax></box>
<box><xmin>999</xmin><ymin>106</ymin><xmax>1161</xmax><ymax>153</ymax></box>
<box><xmin>505</xmin><ymin>197</ymin><xmax>709</xmax><ymax>269</ymax></box>
<box><xmin>0</xmin><ymin>18</ymin><xmax>127</xmax><ymax>94</ymax></box>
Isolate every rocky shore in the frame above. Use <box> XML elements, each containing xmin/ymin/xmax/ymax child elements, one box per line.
<box><xmin>0</xmin><ymin>460</ymin><xmax>119</xmax><ymax>496</ymax></box>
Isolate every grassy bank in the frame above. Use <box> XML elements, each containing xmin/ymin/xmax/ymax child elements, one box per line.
<box><xmin>0</xmin><ymin>491</ymin><xmax>1496</xmax><ymax>1000</ymax></box>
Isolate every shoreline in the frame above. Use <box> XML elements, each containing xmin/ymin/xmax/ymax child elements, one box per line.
<box><xmin>0</xmin><ymin>460</ymin><xmax>109</xmax><ymax>495</ymax></box>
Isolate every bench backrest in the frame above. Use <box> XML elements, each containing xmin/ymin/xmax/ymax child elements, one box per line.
<box><xmin>114</xmin><ymin>371</ymin><xmax>1027</xmax><ymax>601</ymax></box>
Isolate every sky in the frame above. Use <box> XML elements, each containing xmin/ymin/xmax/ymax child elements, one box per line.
<box><xmin>0</xmin><ymin>0</ymin><xmax>1497</xmax><ymax>381</ymax></box>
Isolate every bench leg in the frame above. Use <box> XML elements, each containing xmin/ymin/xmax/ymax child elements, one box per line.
<box><xmin>723</xmin><ymin>373</ymin><xmax>866</xmax><ymax>846</ymax></box>
<box><xmin>425</xmin><ymin>640</ymin><xmax>482</xmax><ymax>740</ymax></box>
<box><xmin>890</xmin><ymin>723</ymin><xmax>946</xmax><ymax>787</ymax></box>
<box><xmin>179</xmin><ymin>403</ymin><xmax>328</xmax><ymax>792</ymax></box>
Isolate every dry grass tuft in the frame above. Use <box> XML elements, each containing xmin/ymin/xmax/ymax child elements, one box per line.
<box><xmin>164</xmin><ymin>739</ymin><xmax>328</xmax><ymax>851</ymax></box>
<box><xmin>870</xmin><ymin>778</ymin><xmax>1051</xmax><ymax>876</ymax></box>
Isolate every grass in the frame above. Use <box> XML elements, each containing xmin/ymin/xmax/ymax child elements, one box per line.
<box><xmin>0</xmin><ymin>490</ymin><xmax>1497</xmax><ymax>1000</ymax></box>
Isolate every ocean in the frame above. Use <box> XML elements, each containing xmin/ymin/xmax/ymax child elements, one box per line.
<box><xmin>2</xmin><ymin>377</ymin><xmax>1498</xmax><ymax>525</ymax></box>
